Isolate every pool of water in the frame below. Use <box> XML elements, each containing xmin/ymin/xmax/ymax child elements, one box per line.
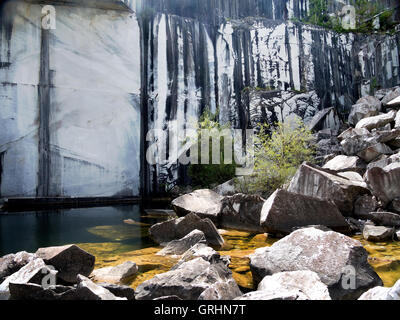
<box><xmin>0</xmin><ymin>205</ymin><xmax>164</xmax><ymax>256</ymax></box>
<box><xmin>1</xmin><ymin>206</ymin><xmax>400</xmax><ymax>290</ymax></box>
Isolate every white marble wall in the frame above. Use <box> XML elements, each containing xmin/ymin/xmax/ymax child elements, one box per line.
<box><xmin>0</xmin><ymin>1</ymin><xmax>141</xmax><ymax>197</ymax></box>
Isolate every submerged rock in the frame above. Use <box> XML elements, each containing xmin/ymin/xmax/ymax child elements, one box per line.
<box><xmin>135</xmin><ymin>257</ymin><xmax>241</xmax><ymax>300</ymax></box>
<box><xmin>91</xmin><ymin>261</ymin><xmax>138</xmax><ymax>284</ymax></box>
<box><xmin>249</xmin><ymin>227</ymin><xmax>382</xmax><ymax>300</ymax></box>
<box><xmin>149</xmin><ymin>213</ymin><xmax>224</xmax><ymax>249</ymax></box>
<box><xmin>287</xmin><ymin>163</ymin><xmax>369</xmax><ymax>215</ymax></box>
<box><xmin>35</xmin><ymin>245</ymin><xmax>95</xmax><ymax>284</ymax></box>
<box><xmin>260</xmin><ymin>189</ymin><xmax>349</xmax><ymax>235</ymax></box>
<box><xmin>157</xmin><ymin>230</ymin><xmax>206</xmax><ymax>256</ymax></box>
<box><xmin>363</xmin><ymin>225</ymin><xmax>395</xmax><ymax>242</ymax></box>
<box><xmin>171</xmin><ymin>189</ymin><xmax>223</xmax><ymax>222</ymax></box>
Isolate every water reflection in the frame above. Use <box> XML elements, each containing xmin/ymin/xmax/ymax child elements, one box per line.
<box><xmin>0</xmin><ymin>205</ymin><xmax>161</xmax><ymax>256</ymax></box>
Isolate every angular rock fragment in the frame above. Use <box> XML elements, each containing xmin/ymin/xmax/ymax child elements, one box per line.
<box><xmin>220</xmin><ymin>193</ymin><xmax>265</xmax><ymax>232</ymax></box>
<box><xmin>75</xmin><ymin>275</ymin><xmax>126</xmax><ymax>300</ymax></box>
<box><xmin>135</xmin><ymin>257</ymin><xmax>241</xmax><ymax>300</ymax></box>
<box><xmin>365</xmin><ymin>163</ymin><xmax>400</xmax><ymax>205</ymax></box>
<box><xmin>359</xmin><ymin>279</ymin><xmax>400</xmax><ymax>300</ymax></box>
<box><xmin>9</xmin><ymin>283</ymin><xmax>76</xmax><ymax>300</ymax></box>
<box><xmin>363</xmin><ymin>225</ymin><xmax>394</xmax><ymax>242</ymax></box>
<box><xmin>97</xmin><ymin>283</ymin><xmax>135</xmax><ymax>300</ymax></box>
<box><xmin>255</xmin><ymin>271</ymin><xmax>331</xmax><ymax>300</ymax></box>
<box><xmin>355</xmin><ymin>110</ymin><xmax>397</xmax><ymax>131</ymax></box>
<box><xmin>323</xmin><ymin>155</ymin><xmax>366</xmax><ymax>174</ymax></box>
<box><xmin>0</xmin><ymin>258</ymin><xmax>55</xmax><ymax>300</ymax></box>
<box><xmin>0</xmin><ymin>251</ymin><xmax>36</xmax><ymax>282</ymax></box>
<box><xmin>35</xmin><ymin>245</ymin><xmax>95</xmax><ymax>284</ymax></box>
<box><xmin>288</xmin><ymin>163</ymin><xmax>370</xmax><ymax>215</ymax></box>
<box><xmin>157</xmin><ymin>230</ymin><xmax>206</xmax><ymax>256</ymax></box>
<box><xmin>353</xmin><ymin>195</ymin><xmax>379</xmax><ymax>216</ymax></box>
<box><xmin>249</xmin><ymin>227</ymin><xmax>382</xmax><ymax>300</ymax></box>
<box><xmin>91</xmin><ymin>261</ymin><xmax>138</xmax><ymax>284</ymax></box>
<box><xmin>149</xmin><ymin>213</ymin><xmax>224</xmax><ymax>249</ymax></box>
<box><xmin>382</xmin><ymin>87</ymin><xmax>400</xmax><ymax>108</ymax></box>
<box><xmin>357</xmin><ymin>143</ymin><xmax>393</xmax><ymax>162</ymax></box>
<box><xmin>348</xmin><ymin>102</ymin><xmax>380</xmax><ymax>126</ymax></box>
<box><xmin>171</xmin><ymin>189</ymin><xmax>223</xmax><ymax>222</ymax></box>
<box><xmin>260</xmin><ymin>189</ymin><xmax>349</xmax><ymax>235</ymax></box>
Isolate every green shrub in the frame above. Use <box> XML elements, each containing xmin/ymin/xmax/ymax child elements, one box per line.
<box><xmin>246</xmin><ymin>120</ymin><xmax>316</xmax><ymax>197</ymax></box>
<box><xmin>188</xmin><ymin>109</ymin><xmax>236</xmax><ymax>188</ymax></box>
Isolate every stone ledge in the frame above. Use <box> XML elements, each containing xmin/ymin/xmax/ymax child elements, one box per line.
<box><xmin>22</xmin><ymin>0</ymin><xmax>136</xmax><ymax>12</ymax></box>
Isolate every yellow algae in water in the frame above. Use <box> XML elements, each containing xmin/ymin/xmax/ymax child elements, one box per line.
<box><xmin>88</xmin><ymin>246</ymin><xmax>179</xmax><ymax>290</ymax></box>
<box><xmin>87</xmin><ymin>224</ymin><xmax>147</xmax><ymax>241</ymax></box>
<box><xmin>354</xmin><ymin>235</ymin><xmax>400</xmax><ymax>287</ymax></box>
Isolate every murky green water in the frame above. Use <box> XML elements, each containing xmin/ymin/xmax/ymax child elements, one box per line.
<box><xmin>1</xmin><ymin>206</ymin><xmax>399</xmax><ymax>289</ymax></box>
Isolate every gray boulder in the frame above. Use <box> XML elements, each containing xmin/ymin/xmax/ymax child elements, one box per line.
<box><xmin>249</xmin><ymin>227</ymin><xmax>382</xmax><ymax>300</ymax></box>
<box><xmin>389</xmin><ymin>198</ymin><xmax>400</xmax><ymax>213</ymax></box>
<box><xmin>90</xmin><ymin>261</ymin><xmax>138</xmax><ymax>284</ymax></box>
<box><xmin>35</xmin><ymin>245</ymin><xmax>95</xmax><ymax>284</ymax></box>
<box><xmin>348</xmin><ymin>102</ymin><xmax>380</xmax><ymax>126</ymax></box>
<box><xmin>323</xmin><ymin>155</ymin><xmax>366</xmax><ymax>174</ymax></box>
<box><xmin>355</xmin><ymin>110</ymin><xmax>397</xmax><ymax>130</ymax></box>
<box><xmin>0</xmin><ymin>258</ymin><xmax>56</xmax><ymax>300</ymax></box>
<box><xmin>257</xmin><ymin>271</ymin><xmax>331</xmax><ymax>300</ymax></box>
<box><xmin>365</xmin><ymin>163</ymin><xmax>400</xmax><ymax>205</ymax></box>
<box><xmin>75</xmin><ymin>275</ymin><xmax>126</xmax><ymax>300</ymax></box>
<box><xmin>171</xmin><ymin>189</ymin><xmax>223</xmax><ymax>222</ymax></box>
<box><xmin>97</xmin><ymin>283</ymin><xmax>135</xmax><ymax>300</ymax></box>
<box><xmin>353</xmin><ymin>195</ymin><xmax>379</xmax><ymax>216</ymax></box>
<box><xmin>219</xmin><ymin>193</ymin><xmax>265</xmax><ymax>232</ymax></box>
<box><xmin>157</xmin><ymin>230</ymin><xmax>206</xmax><ymax>256</ymax></box>
<box><xmin>149</xmin><ymin>212</ymin><xmax>224</xmax><ymax>249</ymax></box>
<box><xmin>172</xmin><ymin>242</ymin><xmax>228</xmax><ymax>270</ymax></box>
<box><xmin>356</xmin><ymin>95</ymin><xmax>382</xmax><ymax>111</ymax></box>
<box><xmin>135</xmin><ymin>257</ymin><xmax>242</xmax><ymax>300</ymax></box>
<box><xmin>357</xmin><ymin>143</ymin><xmax>393</xmax><ymax>163</ymax></box>
<box><xmin>355</xmin><ymin>211</ymin><xmax>400</xmax><ymax>228</ymax></box>
<box><xmin>260</xmin><ymin>189</ymin><xmax>349</xmax><ymax>235</ymax></box>
<box><xmin>395</xmin><ymin>110</ymin><xmax>400</xmax><ymax>128</ymax></box>
<box><xmin>287</xmin><ymin>163</ymin><xmax>370</xmax><ymax>215</ymax></box>
<box><xmin>382</xmin><ymin>87</ymin><xmax>400</xmax><ymax>108</ymax></box>
<box><xmin>9</xmin><ymin>283</ymin><xmax>77</xmax><ymax>300</ymax></box>
<box><xmin>0</xmin><ymin>251</ymin><xmax>36</xmax><ymax>282</ymax></box>
<box><xmin>363</xmin><ymin>225</ymin><xmax>394</xmax><ymax>242</ymax></box>
<box><xmin>359</xmin><ymin>279</ymin><xmax>400</xmax><ymax>300</ymax></box>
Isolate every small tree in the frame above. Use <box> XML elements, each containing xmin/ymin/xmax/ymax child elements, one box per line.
<box><xmin>248</xmin><ymin>120</ymin><xmax>315</xmax><ymax>197</ymax></box>
<box><xmin>188</xmin><ymin>109</ymin><xmax>236</xmax><ymax>188</ymax></box>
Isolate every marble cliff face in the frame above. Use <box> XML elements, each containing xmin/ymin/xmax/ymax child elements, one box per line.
<box><xmin>0</xmin><ymin>0</ymin><xmax>399</xmax><ymax>197</ymax></box>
